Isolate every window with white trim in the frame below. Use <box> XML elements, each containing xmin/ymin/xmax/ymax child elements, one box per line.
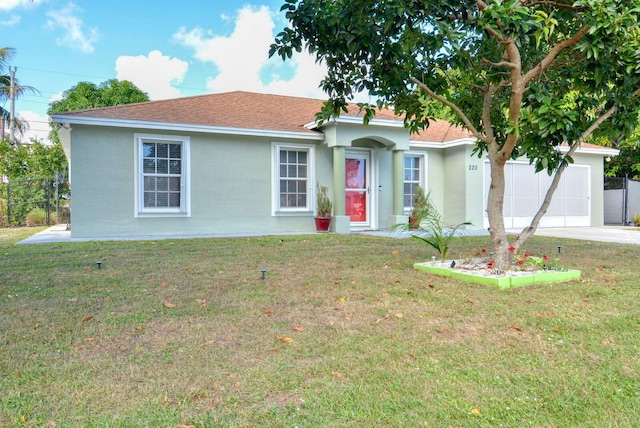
<box><xmin>273</xmin><ymin>143</ymin><xmax>314</xmax><ymax>214</ymax></box>
<box><xmin>404</xmin><ymin>153</ymin><xmax>426</xmax><ymax>213</ymax></box>
<box><xmin>136</xmin><ymin>134</ymin><xmax>190</xmax><ymax>216</ymax></box>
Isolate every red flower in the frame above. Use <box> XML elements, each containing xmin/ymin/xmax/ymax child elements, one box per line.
<box><xmin>481</xmin><ymin>248</ymin><xmax>487</xmax><ymax>254</ymax></box>
<box><xmin>518</xmin><ymin>259</ymin><xmax>524</xmax><ymax>265</ymax></box>
<box><xmin>508</xmin><ymin>246</ymin><xmax>516</xmax><ymax>252</ymax></box>
<box><xmin>543</xmin><ymin>255</ymin><xmax>548</xmax><ymax>261</ymax></box>
<box><xmin>524</xmin><ymin>253</ymin><xmax>529</xmax><ymax>258</ymax></box>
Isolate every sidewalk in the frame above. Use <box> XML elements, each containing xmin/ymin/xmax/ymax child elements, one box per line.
<box><xmin>16</xmin><ymin>224</ymin><xmax>640</xmax><ymax>245</ymax></box>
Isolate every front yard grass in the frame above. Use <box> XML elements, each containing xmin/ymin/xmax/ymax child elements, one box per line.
<box><xmin>1</xmin><ymin>228</ymin><xmax>639</xmax><ymax>427</ymax></box>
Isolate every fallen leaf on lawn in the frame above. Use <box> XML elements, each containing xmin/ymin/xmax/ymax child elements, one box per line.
<box><xmin>552</xmin><ymin>327</ymin><xmax>561</xmax><ymax>333</ymax></box>
<box><xmin>535</xmin><ymin>313</ymin><xmax>547</xmax><ymax>318</ymax></box>
<box><xmin>34</xmin><ymin>323</ymin><xmax>40</xmax><ymax>330</ymax></box>
<box><xmin>338</xmin><ymin>297</ymin><xmax>346</xmax><ymax>303</ymax></box>
<box><xmin>176</xmin><ymin>424</ymin><xmax>196</xmax><ymax>428</ymax></box>
<box><xmin>376</xmin><ymin>314</ymin><xmax>389</xmax><ymax>323</ymax></box>
<box><xmin>392</xmin><ymin>250</ymin><xmax>400</xmax><ymax>256</ymax></box>
<box><xmin>511</xmin><ymin>325</ymin><xmax>522</xmax><ymax>332</ymax></box>
<box><xmin>351</xmin><ymin>280</ymin><xmax>356</xmax><ymax>285</ymax></box>
<box><xmin>82</xmin><ymin>315</ymin><xmax>94</xmax><ymax>322</ymax></box>
<box><xmin>437</xmin><ymin>289</ymin><xmax>444</xmax><ymax>293</ymax></box>
<box><xmin>582</xmin><ymin>297</ymin><xmax>590</xmax><ymax>303</ymax></box>
<box><xmin>471</xmin><ymin>407</ymin><xmax>482</xmax><ymax>416</ymax></box>
<box><xmin>475</xmin><ymin>324</ymin><xmax>483</xmax><ymax>330</ymax></box>
<box><xmin>163</xmin><ymin>301</ymin><xmax>176</xmax><ymax>308</ymax></box>
<box><xmin>161</xmin><ymin>281</ymin><xmax>168</xmax><ymax>287</ymax></box>
<box><xmin>85</xmin><ymin>337</ymin><xmax>95</xmax><ymax>342</ymax></box>
<box><xmin>331</xmin><ymin>371</ymin><xmax>342</xmax><ymax>377</ymax></box>
<box><xmin>293</xmin><ymin>326</ymin><xmax>305</xmax><ymax>332</ymax></box>
<box><xmin>264</xmin><ymin>310</ymin><xmax>274</xmax><ymax>316</ymax></box>
<box><xmin>395</xmin><ymin>313</ymin><xmax>404</xmax><ymax>318</ymax></box>
<box><xmin>276</xmin><ymin>336</ymin><xmax>294</xmax><ymax>344</ymax></box>
<box><xmin>48</xmin><ymin>421</ymin><xmax>57</xmax><ymax>428</ymax></box>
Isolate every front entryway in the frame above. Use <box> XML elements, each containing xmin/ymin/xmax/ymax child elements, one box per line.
<box><xmin>345</xmin><ymin>150</ymin><xmax>375</xmax><ymax>228</ymax></box>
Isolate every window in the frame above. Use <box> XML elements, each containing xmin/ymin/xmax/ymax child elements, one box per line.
<box><xmin>404</xmin><ymin>153</ymin><xmax>426</xmax><ymax>213</ymax></box>
<box><xmin>272</xmin><ymin>143</ymin><xmax>314</xmax><ymax>214</ymax></box>
<box><xmin>135</xmin><ymin>134</ymin><xmax>190</xmax><ymax>216</ymax></box>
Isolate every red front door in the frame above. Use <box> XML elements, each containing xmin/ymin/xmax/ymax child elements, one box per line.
<box><xmin>345</xmin><ymin>153</ymin><xmax>369</xmax><ymax>225</ymax></box>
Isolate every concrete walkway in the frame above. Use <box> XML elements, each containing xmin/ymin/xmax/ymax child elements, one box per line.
<box><xmin>15</xmin><ymin>224</ymin><xmax>640</xmax><ymax>245</ymax></box>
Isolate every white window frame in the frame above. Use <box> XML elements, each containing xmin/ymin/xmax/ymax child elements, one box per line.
<box><xmin>134</xmin><ymin>133</ymin><xmax>190</xmax><ymax>217</ymax></box>
<box><xmin>271</xmin><ymin>142</ymin><xmax>315</xmax><ymax>216</ymax></box>
<box><xmin>403</xmin><ymin>152</ymin><xmax>427</xmax><ymax>214</ymax></box>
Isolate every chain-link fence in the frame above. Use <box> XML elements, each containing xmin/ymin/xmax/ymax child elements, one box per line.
<box><xmin>1</xmin><ymin>172</ymin><xmax>69</xmax><ymax>227</ymax></box>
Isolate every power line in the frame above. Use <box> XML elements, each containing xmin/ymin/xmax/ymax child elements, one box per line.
<box><xmin>17</xmin><ymin>65</ymin><xmax>209</xmax><ymax>95</ymax></box>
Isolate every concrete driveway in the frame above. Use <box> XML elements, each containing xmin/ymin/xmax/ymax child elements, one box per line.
<box><xmin>521</xmin><ymin>226</ymin><xmax>640</xmax><ymax>245</ymax></box>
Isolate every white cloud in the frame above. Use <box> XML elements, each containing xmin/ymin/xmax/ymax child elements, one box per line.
<box><xmin>17</xmin><ymin>110</ymin><xmax>52</xmax><ymax>145</ymax></box>
<box><xmin>1</xmin><ymin>15</ymin><xmax>21</xmax><ymax>26</ymax></box>
<box><xmin>173</xmin><ymin>4</ymin><xmax>328</xmax><ymax>99</ymax></box>
<box><xmin>0</xmin><ymin>0</ymin><xmax>45</xmax><ymax>12</ymax></box>
<box><xmin>46</xmin><ymin>2</ymin><xmax>99</xmax><ymax>54</ymax></box>
<box><xmin>115</xmin><ymin>50</ymin><xmax>189</xmax><ymax>100</ymax></box>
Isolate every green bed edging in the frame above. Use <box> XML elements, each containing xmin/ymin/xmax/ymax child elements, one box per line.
<box><xmin>413</xmin><ymin>262</ymin><xmax>581</xmax><ymax>290</ymax></box>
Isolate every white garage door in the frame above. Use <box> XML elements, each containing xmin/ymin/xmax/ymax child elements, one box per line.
<box><xmin>483</xmin><ymin>161</ymin><xmax>590</xmax><ymax>229</ymax></box>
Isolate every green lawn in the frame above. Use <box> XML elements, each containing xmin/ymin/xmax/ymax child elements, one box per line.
<box><xmin>1</xmin><ymin>227</ymin><xmax>639</xmax><ymax>427</ymax></box>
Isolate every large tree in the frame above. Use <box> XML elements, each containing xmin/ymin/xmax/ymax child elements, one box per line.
<box><xmin>48</xmin><ymin>79</ymin><xmax>149</xmax><ymax>114</ymax></box>
<box><xmin>47</xmin><ymin>79</ymin><xmax>149</xmax><ymax>144</ymax></box>
<box><xmin>271</xmin><ymin>0</ymin><xmax>640</xmax><ymax>266</ymax></box>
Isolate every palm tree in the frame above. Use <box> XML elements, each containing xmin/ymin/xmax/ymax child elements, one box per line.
<box><xmin>1</xmin><ymin>47</ymin><xmax>38</xmax><ymax>142</ymax></box>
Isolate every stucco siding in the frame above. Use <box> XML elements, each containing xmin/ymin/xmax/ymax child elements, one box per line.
<box><xmin>69</xmin><ymin>126</ymin><xmax>327</xmax><ymax>238</ymax></box>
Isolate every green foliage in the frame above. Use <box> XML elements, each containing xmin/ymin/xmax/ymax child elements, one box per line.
<box><xmin>316</xmin><ymin>182</ymin><xmax>332</xmax><ymax>217</ymax></box>
<box><xmin>408</xmin><ymin>185</ymin><xmax>429</xmax><ymax>228</ymax></box>
<box><xmin>395</xmin><ymin>189</ymin><xmax>471</xmax><ymax>259</ymax></box>
<box><xmin>0</xmin><ymin>139</ymin><xmax>67</xmax><ymax>179</ymax></box>
<box><xmin>25</xmin><ymin>207</ymin><xmax>47</xmax><ymax>226</ymax></box>
<box><xmin>0</xmin><ymin>140</ymin><xmax>68</xmax><ymax>226</ymax></box>
<box><xmin>47</xmin><ymin>79</ymin><xmax>149</xmax><ymax>114</ymax></box>
<box><xmin>47</xmin><ymin>79</ymin><xmax>149</xmax><ymax>145</ymax></box>
<box><xmin>0</xmin><ymin>199</ymin><xmax>6</xmax><ymax>228</ymax></box>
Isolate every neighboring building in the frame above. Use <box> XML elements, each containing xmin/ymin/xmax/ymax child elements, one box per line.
<box><xmin>50</xmin><ymin>91</ymin><xmax>617</xmax><ymax>240</ymax></box>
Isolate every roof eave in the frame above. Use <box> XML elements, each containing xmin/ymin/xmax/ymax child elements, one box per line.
<box><xmin>50</xmin><ymin>115</ymin><xmax>326</xmax><ymax>141</ymax></box>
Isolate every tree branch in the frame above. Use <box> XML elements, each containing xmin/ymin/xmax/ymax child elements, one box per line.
<box><xmin>482</xmin><ymin>84</ymin><xmax>499</xmax><ymax>148</ymax></box>
<box><xmin>409</xmin><ymin>76</ymin><xmax>488</xmax><ymax>143</ymax></box>
<box><xmin>523</xmin><ymin>25</ymin><xmax>590</xmax><ymax>85</ymax></box>
<box><xmin>521</xmin><ymin>1</ymin><xmax>589</xmax><ymax>11</ymax></box>
<box><xmin>481</xmin><ymin>57</ymin><xmax>518</xmax><ymax>70</ymax></box>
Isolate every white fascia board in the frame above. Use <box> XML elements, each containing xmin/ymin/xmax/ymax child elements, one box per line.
<box><xmin>558</xmin><ymin>145</ymin><xmax>619</xmax><ymax>157</ymax></box>
<box><xmin>50</xmin><ymin>115</ymin><xmax>325</xmax><ymax>141</ymax></box>
<box><xmin>409</xmin><ymin>137</ymin><xmax>477</xmax><ymax>149</ymax></box>
<box><xmin>305</xmin><ymin>115</ymin><xmax>405</xmax><ymax>130</ymax></box>
<box><xmin>410</xmin><ymin>137</ymin><xmax>620</xmax><ymax>157</ymax></box>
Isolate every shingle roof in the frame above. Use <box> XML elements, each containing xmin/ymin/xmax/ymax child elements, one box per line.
<box><xmin>53</xmin><ymin>90</ymin><xmax>473</xmax><ymax>143</ymax></box>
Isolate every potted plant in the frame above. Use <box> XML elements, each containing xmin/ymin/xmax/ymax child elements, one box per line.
<box><xmin>408</xmin><ymin>185</ymin><xmax>428</xmax><ymax>229</ymax></box>
<box><xmin>315</xmin><ymin>182</ymin><xmax>333</xmax><ymax>232</ymax></box>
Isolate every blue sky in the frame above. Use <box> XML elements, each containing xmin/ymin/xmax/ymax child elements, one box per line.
<box><xmin>1</xmin><ymin>0</ymin><xmax>329</xmax><ymax>143</ymax></box>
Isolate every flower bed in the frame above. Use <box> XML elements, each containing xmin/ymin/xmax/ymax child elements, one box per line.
<box><xmin>413</xmin><ymin>261</ymin><xmax>581</xmax><ymax>289</ymax></box>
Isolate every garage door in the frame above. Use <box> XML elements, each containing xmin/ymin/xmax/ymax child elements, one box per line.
<box><xmin>483</xmin><ymin>161</ymin><xmax>590</xmax><ymax>229</ymax></box>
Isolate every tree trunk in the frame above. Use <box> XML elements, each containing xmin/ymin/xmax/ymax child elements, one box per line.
<box><xmin>486</xmin><ymin>155</ymin><xmax>511</xmax><ymax>268</ymax></box>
